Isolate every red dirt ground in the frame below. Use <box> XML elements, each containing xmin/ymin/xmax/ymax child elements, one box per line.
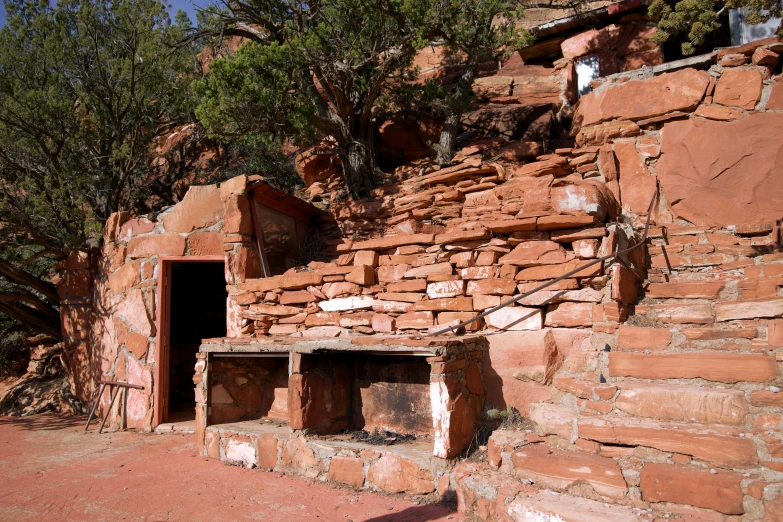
<box><xmin>0</xmin><ymin>414</ymin><xmax>463</xmax><ymax>522</ymax></box>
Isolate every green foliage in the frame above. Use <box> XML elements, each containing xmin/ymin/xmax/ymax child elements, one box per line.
<box><xmin>0</xmin><ymin>0</ymin><xmax>196</xmax><ymax>224</ymax></box>
<box><xmin>191</xmin><ymin>0</ymin><xmax>454</xmax><ymax>197</ymax></box>
<box><xmin>380</xmin><ymin>77</ymin><xmax>447</xmax><ymax>115</ymax></box>
<box><xmin>440</xmin><ymin>0</ymin><xmax>531</xmax><ymax>68</ymax></box>
<box><xmin>193</xmin><ymin>42</ymin><xmax>314</xmax><ymax>142</ymax></box>
<box><xmin>192</xmin><ymin>41</ymin><xmax>312</xmax><ymax>193</ymax></box>
<box><xmin>0</xmin><ymin>0</ymin><xmax>197</xmax><ymax>336</ymax></box>
<box><xmin>415</xmin><ymin>0</ymin><xmax>531</xmax><ymax>164</ymax></box>
<box><xmin>213</xmin><ymin>134</ymin><xmax>304</xmax><ymax>194</ymax></box>
<box><xmin>485</xmin><ymin>408</ymin><xmax>509</xmax><ymax>421</ymax></box>
<box><xmin>0</xmin><ymin>323</ymin><xmax>25</xmax><ymax>375</ymax></box>
<box><xmin>650</xmin><ymin>0</ymin><xmax>783</xmax><ymax>54</ymax></box>
<box><xmin>486</xmin><ymin>406</ymin><xmax>526</xmax><ymax>429</ymax></box>
<box><xmin>192</xmin><ymin>0</ymin><xmax>534</xmax><ymax>192</ymax></box>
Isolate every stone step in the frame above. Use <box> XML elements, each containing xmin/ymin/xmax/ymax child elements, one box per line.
<box><xmin>480</xmin><ymin>420</ymin><xmax>755</xmax><ymax>519</ymax></box>
<box><xmin>466</xmin><ymin>428</ymin><xmax>753</xmax><ymax>519</ymax></box>
<box><xmin>508</xmin><ymin>443</ymin><xmax>628</xmax><ymax>500</ymax></box>
<box><xmin>455</xmin><ymin>462</ymin><xmax>643</xmax><ymax>522</ymax></box>
<box><xmin>641</xmin><ymin>463</ymin><xmax>744</xmax><ymax>516</ymax></box>
<box><xmin>487</xmin><ymin>428</ymin><xmax>542</xmax><ymax>469</ymax></box>
<box><xmin>506</xmin><ymin>490</ymin><xmax>643</xmax><ymax>522</ymax></box>
<box><xmin>532</xmin><ymin>382</ymin><xmax>750</xmax><ymax>427</ymax></box>
<box><xmin>612</xmin><ymin>383</ymin><xmax>748</xmax><ymax>425</ymax></box>
<box><xmin>455</xmin><ymin>462</ymin><xmax>532</xmax><ymax>521</ymax></box>
<box><xmin>608</xmin><ymin>351</ymin><xmax>778</xmax><ymax>383</ymax></box>
<box><xmin>533</xmin><ymin>379</ymin><xmax>758</xmax><ymax>436</ymax></box>
<box><xmin>577</xmin><ymin>415</ymin><xmax>757</xmax><ymax>467</ymax></box>
<box><xmin>154</xmin><ymin>421</ymin><xmax>196</xmax><ymax>435</ymax></box>
<box><xmin>205</xmin><ymin>423</ymin><xmax>444</xmax><ymax>495</ymax></box>
<box><xmin>617</xmin><ymin>324</ymin><xmax>762</xmax><ymax>351</ymax></box>
<box><xmin>527</xmin><ymin>402</ymin><xmax>758</xmax><ymax>467</ymax></box>
<box><xmin>617</xmin><ymin>325</ymin><xmax>673</xmax><ymax>351</ymax></box>
<box><xmin>629</xmin><ymin>298</ymin><xmax>783</xmax><ymax>329</ymax></box>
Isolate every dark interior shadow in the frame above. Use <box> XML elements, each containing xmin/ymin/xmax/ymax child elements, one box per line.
<box><xmin>169</xmin><ymin>262</ymin><xmax>227</xmax><ymax>415</ymax></box>
<box><xmin>208</xmin><ymin>356</ymin><xmax>288</xmax><ymax>425</ymax></box>
<box><xmin>350</xmin><ymin>354</ymin><xmax>431</xmax><ymax>434</ymax></box>
<box><xmin>511</xmin><ymin>103</ymin><xmax>557</xmax><ymax>142</ymax></box>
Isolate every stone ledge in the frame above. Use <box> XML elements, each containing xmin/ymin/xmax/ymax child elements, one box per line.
<box><xmin>204</xmin><ymin>422</ymin><xmax>444</xmax><ymax>495</ymax></box>
<box><xmin>200</xmin><ymin>334</ymin><xmax>489</xmax><ymax>356</ymax></box>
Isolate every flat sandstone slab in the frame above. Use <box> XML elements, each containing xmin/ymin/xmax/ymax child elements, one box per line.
<box><xmin>608</xmin><ymin>352</ymin><xmax>778</xmax><ymax>383</ymax></box>
<box><xmin>506</xmin><ymin>491</ymin><xmax>640</xmax><ymax>522</ymax></box>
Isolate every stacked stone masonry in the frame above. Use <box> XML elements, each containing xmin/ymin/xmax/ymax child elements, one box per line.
<box><xmin>194</xmin><ymin>336</ymin><xmax>488</xmax><ymax>463</ymax></box>
<box><xmin>451</xmin><ymin>35</ymin><xmax>783</xmax><ymax>522</ymax></box>
<box><xmin>57</xmin><ymin>27</ymin><xmax>783</xmax><ymax>521</ymax></box>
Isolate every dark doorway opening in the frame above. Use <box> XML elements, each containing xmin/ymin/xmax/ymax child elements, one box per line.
<box><xmin>167</xmin><ymin>261</ymin><xmax>227</xmax><ymax>421</ymax></box>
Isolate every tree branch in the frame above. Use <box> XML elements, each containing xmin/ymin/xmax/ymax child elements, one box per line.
<box><xmin>0</xmin><ymin>301</ymin><xmax>61</xmax><ymax>340</ymax></box>
<box><xmin>0</xmin><ymin>258</ymin><xmax>60</xmax><ymax>303</ymax></box>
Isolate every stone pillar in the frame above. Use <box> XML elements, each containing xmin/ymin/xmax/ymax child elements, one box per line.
<box><xmin>219</xmin><ymin>174</ymin><xmax>261</xmax><ymax>338</ymax></box>
<box><xmin>429</xmin><ymin>340</ymin><xmax>487</xmax><ymax>459</ymax></box>
<box><xmin>57</xmin><ymin>249</ymin><xmax>95</xmax><ymax>404</ymax></box>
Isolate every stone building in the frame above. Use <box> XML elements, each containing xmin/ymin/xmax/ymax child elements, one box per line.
<box><xmin>57</xmin><ymin>2</ymin><xmax>783</xmax><ymax>520</ymax></box>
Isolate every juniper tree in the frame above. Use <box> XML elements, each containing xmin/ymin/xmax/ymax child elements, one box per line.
<box><xmin>650</xmin><ymin>0</ymin><xmax>783</xmax><ymax>54</ymax></box>
<box><xmin>433</xmin><ymin>0</ymin><xmax>530</xmax><ymax>165</ymax></box>
<box><xmin>0</xmin><ymin>0</ymin><xmax>196</xmax><ymax>337</ymax></box>
<box><xmin>191</xmin><ymin>0</ymin><xmax>448</xmax><ymax>199</ymax></box>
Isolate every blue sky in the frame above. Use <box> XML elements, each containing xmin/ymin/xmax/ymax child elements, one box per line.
<box><xmin>169</xmin><ymin>0</ymin><xmax>210</xmax><ymax>24</ymax></box>
<box><xmin>0</xmin><ymin>0</ymin><xmax>211</xmax><ymax>27</ymax></box>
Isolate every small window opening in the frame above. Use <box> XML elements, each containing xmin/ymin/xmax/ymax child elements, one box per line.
<box><xmin>576</xmin><ymin>54</ymin><xmax>601</xmax><ymax>98</ymax></box>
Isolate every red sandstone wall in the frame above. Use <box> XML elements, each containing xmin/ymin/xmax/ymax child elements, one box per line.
<box><xmin>225</xmin><ymin>36</ymin><xmax>783</xmax><ymax>517</ymax></box>
<box><xmin>61</xmin><ymin>176</ymin><xmax>260</xmax><ymax>431</ymax></box>
<box><xmin>453</xmin><ymin>37</ymin><xmax>783</xmax><ymax>520</ymax></box>
<box><xmin>59</xmin><ymin>28</ymin><xmax>783</xmax><ymax>520</ymax></box>
<box><xmin>56</xmin><ymin>250</ymin><xmax>96</xmax><ymax>402</ymax></box>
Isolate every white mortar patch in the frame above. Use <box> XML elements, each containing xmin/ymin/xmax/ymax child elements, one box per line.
<box><xmin>430</xmin><ymin>381</ymin><xmax>449</xmax><ymax>459</ymax></box>
<box><xmin>226</xmin><ymin>440</ymin><xmax>256</xmax><ymax>468</ymax></box>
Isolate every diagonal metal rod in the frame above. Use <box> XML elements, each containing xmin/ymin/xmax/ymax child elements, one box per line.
<box><xmin>84</xmin><ymin>382</ymin><xmax>107</xmax><ymax>430</ymax></box>
<box><xmin>98</xmin><ymin>386</ymin><xmax>120</xmax><ymax>434</ymax></box>
<box><xmin>428</xmin><ymin>191</ymin><xmax>658</xmax><ymax>336</ymax></box>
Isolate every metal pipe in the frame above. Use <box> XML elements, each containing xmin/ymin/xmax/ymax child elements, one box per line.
<box><xmin>98</xmin><ymin>386</ymin><xmax>120</xmax><ymax>434</ymax></box>
<box><xmin>96</xmin><ymin>380</ymin><xmax>145</xmax><ymax>390</ymax></box>
<box><xmin>428</xmin><ymin>191</ymin><xmax>658</xmax><ymax>336</ymax></box>
<box><xmin>212</xmin><ymin>353</ymin><xmax>289</xmax><ymax>358</ymax></box>
<box><xmin>121</xmin><ymin>387</ymin><xmax>127</xmax><ymax>431</ymax></box>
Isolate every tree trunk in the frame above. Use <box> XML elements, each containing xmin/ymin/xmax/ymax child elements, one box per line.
<box><xmin>436</xmin><ymin>112</ymin><xmax>460</xmax><ymax>165</ymax></box>
<box><xmin>343</xmin><ymin>139</ymin><xmax>375</xmax><ymax>199</ymax></box>
<box><xmin>0</xmin><ymin>259</ymin><xmax>60</xmax><ymax>303</ymax></box>
<box><xmin>436</xmin><ymin>53</ymin><xmax>480</xmax><ymax>166</ymax></box>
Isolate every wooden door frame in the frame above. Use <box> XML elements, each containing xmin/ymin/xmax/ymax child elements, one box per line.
<box><xmin>153</xmin><ymin>255</ymin><xmax>225</xmax><ymax>427</ymax></box>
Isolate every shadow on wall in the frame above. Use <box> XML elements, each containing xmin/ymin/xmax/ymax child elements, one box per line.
<box><xmin>481</xmin><ymin>331</ymin><xmax>557</xmax><ymax>415</ymax></box>
<box><xmin>482</xmin><ymin>349</ymin><xmax>506</xmax><ymax>411</ymax></box>
<box><xmin>351</xmin><ymin>354</ymin><xmax>432</xmax><ymax>435</ymax></box>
